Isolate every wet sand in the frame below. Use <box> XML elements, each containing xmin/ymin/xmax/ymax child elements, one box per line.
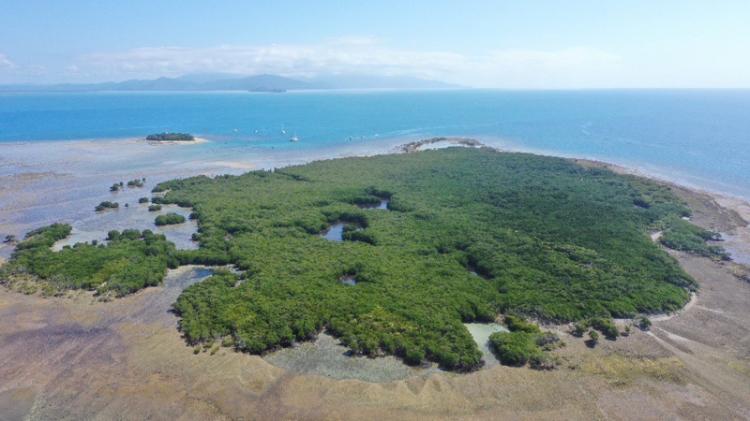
<box><xmin>0</xmin><ymin>137</ymin><xmax>749</xmax><ymax>419</ymax></box>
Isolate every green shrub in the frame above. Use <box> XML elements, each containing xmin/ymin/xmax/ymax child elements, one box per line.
<box><xmin>637</xmin><ymin>316</ymin><xmax>652</xmax><ymax>331</ymax></box>
<box><xmin>95</xmin><ymin>201</ymin><xmax>119</xmax><ymax>212</ymax></box>
<box><xmin>535</xmin><ymin>332</ymin><xmax>561</xmax><ymax>350</ymax></box>
<box><xmin>488</xmin><ymin>331</ymin><xmax>542</xmax><ymax>366</ymax></box>
<box><xmin>148</xmin><ymin>204</ymin><xmax>162</xmax><ymax>212</ymax></box>
<box><xmin>571</xmin><ymin>322</ymin><xmax>587</xmax><ymax>337</ymax></box>
<box><xmin>155</xmin><ymin>213</ymin><xmax>185</xmax><ymax>226</ymax></box>
<box><xmin>505</xmin><ymin>315</ymin><xmax>541</xmax><ymax>333</ymax></box>
<box><xmin>138</xmin><ymin>197</ymin><xmax>150</xmax><ymax>204</ymax></box>
<box><xmin>588</xmin><ymin>317</ymin><xmax>619</xmax><ymax>340</ymax></box>
<box><xmin>587</xmin><ymin>330</ymin><xmax>599</xmax><ymax>346</ymax></box>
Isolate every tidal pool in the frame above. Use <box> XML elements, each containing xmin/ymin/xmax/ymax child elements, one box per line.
<box><xmin>464</xmin><ymin>322</ymin><xmax>508</xmax><ymax>367</ymax></box>
<box><xmin>358</xmin><ymin>199</ymin><xmax>389</xmax><ymax>210</ymax></box>
<box><xmin>340</xmin><ymin>275</ymin><xmax>357</xmax><ymax>286</ymax></box>
<box><xmin>321</xmin><ymin>223</ymin><xmax>345</xmax><ymax>242</ymax></box>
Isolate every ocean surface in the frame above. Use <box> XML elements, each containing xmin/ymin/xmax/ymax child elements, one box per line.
<box><xmin>1</xmin><ymin>89</ymin><xmax>749</xmax><ymax>199</ymax></box>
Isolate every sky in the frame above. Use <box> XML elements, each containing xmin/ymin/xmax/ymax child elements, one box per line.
<box><xmin>1</xmin><ymin>0</ymin><xmax>749</xmax><ymax>88</ymax></box>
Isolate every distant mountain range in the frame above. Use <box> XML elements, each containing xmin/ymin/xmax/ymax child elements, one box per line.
<box><xmin>0</xmin><ymin>73</ymin><xmax>460</xmax><ymax>92</ymax></box>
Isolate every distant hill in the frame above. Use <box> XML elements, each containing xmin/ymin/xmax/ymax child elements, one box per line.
<box><xmin>305</xmin><ymin>74</ymin><xmax>460</xmax><ymax>90</ymax></box>
<box><xmin>0</xmin><ymin>73</ymin><xmax>461</xmax><ymax>92</ymax></box>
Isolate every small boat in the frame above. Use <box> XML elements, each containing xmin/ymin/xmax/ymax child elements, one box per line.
<box><xmin>289</xmin><ymin>135</ymin><xmax>300</xmax><ymax>142</ymax></box>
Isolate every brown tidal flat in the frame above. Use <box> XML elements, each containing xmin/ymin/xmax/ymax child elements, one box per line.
<box><xmin>1</xmin><ymin>143</ymin><xmax>749</xmax><ymax>420</ymax></box>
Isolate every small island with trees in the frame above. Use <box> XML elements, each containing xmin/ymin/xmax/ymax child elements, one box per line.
<box><xmin>95</xmin><ymin>201</ymin><xmax>119</xmax><ymax>212</ymax></box>
<box><xmin>146</xmin><ymin>132</ymin><xmax>195</xmax><ymax>142</ymax></box>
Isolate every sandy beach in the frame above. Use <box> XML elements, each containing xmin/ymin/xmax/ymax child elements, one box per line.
<box><xmin>0</xmin><ymin>136</ymin><xmax>749</xmax><ymax>419</ymax></box>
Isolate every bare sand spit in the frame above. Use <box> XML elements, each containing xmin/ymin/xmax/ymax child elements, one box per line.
<box><xmin>146</xmin><ymin>137</ymin><xmax>210</xmax><ymax>146</ymax></box>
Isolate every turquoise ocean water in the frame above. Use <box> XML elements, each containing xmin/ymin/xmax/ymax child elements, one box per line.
<box><xmin>1</xmin><ymin>89</ymin><xmax>748</xmax><ymax>198</ymax></box>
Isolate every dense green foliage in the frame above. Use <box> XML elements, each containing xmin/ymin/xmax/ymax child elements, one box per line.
<box><xmin>148</xmin><ymin>204</ymin><xmax>162</xmax><ymax>212</ymax></box>
<box><xmin>659</xmin><ymin>216</ymin><xmax>729</xmax><ymax>260</ymax></box>
<box><xmin>488</xmin><ymin>316</ymin><xmax>560</xmax><ymax>368</ymax></box>
<box><xmin>587</xmin><ymin>317</ymin><xmax>620</xmax><ymax>339</ymax></box>
<box><xmin>504</xmin><ymin>314</ymin><xmax>542</xmax><ymax>334</ymax></box>
<box><xmin>138</xmin><ymin>197</ymin><xmax>150</xmax><ymax>204</ymax></box>
<box><xmin>1</xmin><ymin>225</ymin><xmax>178</xmax><ymax>296</ymax></box>
<box><xmin>154</xmin><ymin>212</ymin><xmax>186</xmax><ymax>226</ymax></box>
<box><xmin>152</xmin><ymin>148</ymin><xmax>706</xmax><ymax>369</ymax></box>
<box><xmin>488</xmin><ymin>331</ymin><xmax>542</xmax><ymax>366</ymax></box>
<box><xmin>146</xmin><ymin>132</ymin><xmax>195</xmax><ymax>141</ymax></box>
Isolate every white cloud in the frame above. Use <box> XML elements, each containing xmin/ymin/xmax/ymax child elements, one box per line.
<box><xmin>471</xmin><ymin>47</ymin><xmax>624</xmax><ymax>88</ymax></box>
<box><xmin>79</xmin><ymin>41</ymin><xmax>622</xmax><ymax>88</ymax></box>
<box><xmin>0</xmin><ymin>54</ymin><xmax>15</xmax><ymax>69</ymax></box>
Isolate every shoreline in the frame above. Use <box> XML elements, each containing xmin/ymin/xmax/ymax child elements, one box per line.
<box><xmin>1</xmin><ymin>133</ymin><xmax>748</xmax><ymax>203</ymax></box>
<box><xmin>1</xmin><ymin>135</ymin><xmax>749</xmax><ymax>263</ymax></box>
<box><xmin>0</xmin><ymin>135</ymin><xmax>210</xmax><ymax>147</ymax></box>
<box><xmin>145</xmin><ymin>136</ymin><xmax>210</xmax><ymax>146</ymax></box>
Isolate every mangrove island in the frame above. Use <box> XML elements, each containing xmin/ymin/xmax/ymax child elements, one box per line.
<box><xmin>0</xmin><ymin>148</ymin><xmax>725</xmax><ymax>371</ymax></box>
<box><xmin>146</xmin><ymin>132</ymin><xmax>196</xmax><ymax>142</ymax></box>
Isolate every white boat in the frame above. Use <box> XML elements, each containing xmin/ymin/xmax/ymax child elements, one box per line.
<box><xmin>289</xmin><ymin>135</ymin><xmax>300</xmax><ymax>142</ymax></box>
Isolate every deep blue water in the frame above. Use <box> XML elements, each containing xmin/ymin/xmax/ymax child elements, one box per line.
<box><xmin>1</xmin><ymin>89</ymin><xmax>748</xmax><ymax>198</ymax></box>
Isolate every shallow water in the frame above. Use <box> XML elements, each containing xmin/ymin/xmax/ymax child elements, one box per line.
<box><xmin>322</xmin><ymin>223</ymin><xmax>345</xmax><ymax>242</ymax></box>
<box><xmin>340</xmin><ymin>275</ymin><xmax>357</xmax><ymax>286</ymax></box>
<box><xmin>464</xmin><ymin>322</ymin><xmax>509</xmax><ymax>367</ymax></box>
<box><xmin>721</xmin><ymin>231</ymin><xmax>750</xmax><ymax>266</ymax></box>
<box><xmin>1</xmin><ymin>90</ymin><xmax>748</xmax><ymax>200</ymax></box>
<box><xmin>52</xmin><ymin>203</ymin><xmax>197</xmax><ymax>251</ymax></box>
<box><xmin>359</xmin><ymin>199</ymin><xmax>389</xmax><ymax>210</ymax></box>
